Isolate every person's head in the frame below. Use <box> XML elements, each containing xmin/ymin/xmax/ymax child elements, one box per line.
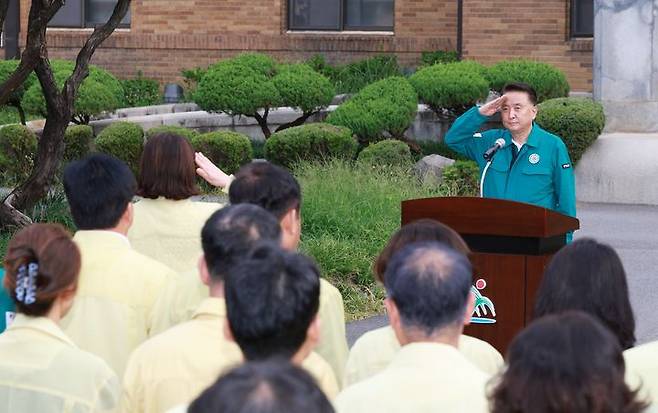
<box><xmin>384</xmin><ymin>241</ymin><xmax>474</xmax><ymax>345</ymax></box>
<box><xmin>3</xmin><ymin>224</ymin><xmax>80</xmax><ymax>319</ymax></box>
<box><xmin>374</xmin><ymin>219</ymin><xmax>470</xmax><ymax>285</ymax></box>
<box><xmin>229</xmin><ymin>162</ymin><xmax>301</xmax><ymax>250</ymax></box>
<box><xmin>137</xmin><ymin>133</ymin><xmax>200</xmax><ymax>200</ymax></box>
<box><xmin>188</xmin><ymin>360</ymin><xmax>334</xmax><ymax>413</ymax></box>
<box><xmin>501</xmin><ymin>82</ymin><xmax>538</xmax><ymax>135</ymax></box>
<box><xmin>224</xmin><ymin>243</ymin><xmax>320</xmax><ymax>363</ymax></box>
<box><xmin>534</xmin><ymin>238</ymin><xmax>635</xmax><ymax>349</ymax></box>
<box><xmin>63</xmin><ymin>153</ymin><xmax>136</xmax><ymax>232</ymax></box>
<box><xmin>490</xmin><ymin>311</ymin><xmax>646</xmax><ymax>413</ymax></box>
<box><xmin>200</xmin><ymin>204</ymin><xmax>282</xmax><ymax>287</ymax></box>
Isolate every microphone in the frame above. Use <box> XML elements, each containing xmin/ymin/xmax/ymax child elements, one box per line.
<box><xmin>483</xmin><ymin>138</ymin><xmax>506</xmax><ymax>161</ymax></box>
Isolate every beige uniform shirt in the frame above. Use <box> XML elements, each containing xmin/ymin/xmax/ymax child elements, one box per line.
<box><xmin>625</xmin><ymin>341</ymin><xmax>658</xmax><ymax>410</ymax></box>
<box><xmin>62</xmin><ymin>230</ymin><xmax>177</xmax><ymax>378</ymax></box>
<box><xmin>0</xmin><ymin>314</ymin><xmax>120</xmax><ymax>413</ymax></box>
<box><xmin>344</xmin><ymin>325</ymin><xmax>502</xmax><ymax>386</ymax></box>
<box><xmin>150</xmin><ymin>275</ymin><xmax>349</xmax><ymax>384</ymax></box>
<box><xmin>123</xmin><ymin>297</ymin><xmax>339</xmax><ymax>413</ymax></box>
<box><xmin>128</xmin><ymin>198</ymin><xmax>223</xmax><ymax>274</ymax></box>
<box><xmin>335</xmin><ymin>342</ymin><xmax>491</xmax><ymax>413</ymax></box>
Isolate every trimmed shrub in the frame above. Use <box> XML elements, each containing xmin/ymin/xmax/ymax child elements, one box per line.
<box><xmin>63</xmin><ymin>125</ymin><xmax>94</xmax><ymax>163</ymax></box>
<box><xmin>95</xmin><ymin>122</ymin><xmax>145</xmax><ymax>174</ymax></box>
<box><xmin>336</xmin><ymin>55</ymin><xmax>400</xmax><ymax>94</ymax></box>
<box><xmin>326</xmin><ymin>77</ymin><xmax>418</xmax><ymax>144</ymax></box>
<box><xmin>441</xmin><ymin>160</ymin><xmax>480</xmax><ymax>196</ymax></box>
<box><xmin>181</xmin><ymin>67</ymin><xmax>207</xmax><ymax>101</ymax></box>
<box><xmin>273</xmin><ymin>64</ymin><xmax>334</xmax><ymax>113</ymax></box>
<box><xmin>409</xmin><ymin>61</ymin><xmax>489</xmax><ymax>118</ymax></box>
<box><xmin>357</xmin><ymin>139</ymin><xmax>413</xmax><ymax>167</ymax></box>
<box><xmin>0</xmin><ymin>124</ymin><xmax>38</xmax><ymax>184</ymax></box>
<box><xmin>0</xmin><ymin>60</ymin><xmax>37</xmax><ymax>123</ymax></box>
<box><xmin>486</xmin><ymin>59</ymin><xmax>570</xmax><ymax>103</ymax></box>
<box><xmin>420</xmin><ymin>50</ymin><xmax>460</xmax><ymax>67</ymax></box>
<box><xmin>145</xmin><ymin>125</ymin><xmax>199</xmax><ymax>141</ymax></box>
<box><xmin>190</xmin><ymin>131</ymin><xmax>253</xmax><ymax>174</ymax></box>
<box><xmin>264</xmin><ymin>123</ymin><xmax>358</xmax><ymax>168</ymax></box>
<box><xmin>536</xmin><ymin>97</ymin><xmax>605</xmax><ymax>164</ymax></box>
<box><xmin>122</xmin><ymin>73</ymin><xmax>161</xmax><ymax>107</ymax></box>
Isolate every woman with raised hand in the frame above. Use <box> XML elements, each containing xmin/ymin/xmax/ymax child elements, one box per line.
<box><xmin>0</xmin><ymin>223</ymin><xmax>119</xmax><ymax>412</ymax></box>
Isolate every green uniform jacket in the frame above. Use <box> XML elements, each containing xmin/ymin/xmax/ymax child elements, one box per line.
<box><xmin>445</xmin><ymin>106</ymin><xmax>576</xmax><ymax>219</ymax></box>
<box><xmin>0</xmin><ymin>268</ymin><xmax>16</xmax><ymax>333</ymax></box>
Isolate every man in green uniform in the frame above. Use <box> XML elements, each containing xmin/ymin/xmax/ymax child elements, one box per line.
<box><xmin>0</xmin><ymin>268</ymin><xmax>16</xmax><ymax>333</ymax></box>
<box><xmin>445</xmin><ymin>82</ymin><xmax>576</xmax><ymax>224</ymax></box>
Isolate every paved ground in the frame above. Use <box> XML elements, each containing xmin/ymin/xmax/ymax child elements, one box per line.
<box><xmin>346</xmin><ymin>202</ymin><xmax>658</xmax><ymax>347</ymax></box>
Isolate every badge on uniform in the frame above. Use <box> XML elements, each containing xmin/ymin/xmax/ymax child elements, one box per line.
<box><xmin>562</xmin><ymin>163</ymin><xmax>571</xmax><ymax>169</ymax></box>
<box><xmin>528</xmin><ymin>153</ymin><xmax>540</xmax><ymax>164</ymax></box>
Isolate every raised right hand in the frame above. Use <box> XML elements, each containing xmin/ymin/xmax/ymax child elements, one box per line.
<box><xmin>478</xmin><ymin>95</ymin><xmax>507</xmax><ymax>117</ymax></box>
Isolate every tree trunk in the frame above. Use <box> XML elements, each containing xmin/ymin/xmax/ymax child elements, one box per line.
<box><xmin>253</xmin><ymin>108</ymin><xmax>272</xmax><ymax>139</ymax></box>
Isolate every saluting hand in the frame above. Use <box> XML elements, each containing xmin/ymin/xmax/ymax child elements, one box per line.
<box><xmin>195</xmin><ymin>152</ymin><xmax>231</xmax><ymax>189</ymax></box>
<box><xmin>478</xmin><ymin>95</ymin><xmax>507</xmax><ymax>117</ymax></box>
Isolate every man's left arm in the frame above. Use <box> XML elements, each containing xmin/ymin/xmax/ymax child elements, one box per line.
<box><xmin>553</xmin><ymin>141</ymin><xmax>576</xmax><ymax>218</ymax></box>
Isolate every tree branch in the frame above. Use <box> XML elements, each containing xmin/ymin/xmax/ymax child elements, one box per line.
<box><xmin>253</xmin><ymin>108</ymin><xmax>272</xmax><ymax>139</ymax></box>
<box><xmin>275</xmin><ymin>110</ymin><xmax>316</xmax><ymax>133</ymax></box>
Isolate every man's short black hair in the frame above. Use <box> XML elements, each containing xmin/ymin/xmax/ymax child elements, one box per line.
<box><xmin>63</xmin><ymin>153</ymin><xmax>136</xmax><ymax>230</ymax></box>
<box><xmin>229</xmin><ymin>161</ymin><xmax>301</xmax><ymax>220</ymax></box>
<box><xmin>502</xmin><ymin>82</ymin><xmax>538</xmax><ymax>105</ymax></box>
<box><xmin>224</xmin><ymin>243</ymin><xmax>320</xmax><ymax>360</ymax></box>
<box><xmin>384</xmin><ymin>241</ymin><xmax>472</xmax><ymax>335</ymax></box>
<box><xmin>188</xmin><ymin>360</ymin><xmax>334</xmax><ymax>413</ymax></box>
<box><xmin>201</xmin><ymin>204</ymin><xmax>281</xmax><ymax>282</ymax></box>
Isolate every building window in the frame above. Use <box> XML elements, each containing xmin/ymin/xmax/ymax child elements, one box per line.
<box><xmin>49</xmin><ymin>0</ymin><xmax>131</xmax><ymax>28</ymax></box>
<box><xmin>571</xmin><ymin>0</ymin><xmax>593</xmax><ymax>37</ymax></box>
<box><xmin>289</xmin><ymin>0</ymin><xmax>394</xmax><ymax>31</ymax></box>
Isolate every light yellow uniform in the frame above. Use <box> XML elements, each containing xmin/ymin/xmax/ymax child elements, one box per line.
<box><xmin>150</xmin><ymin>275</ymin><xmax>349</xmax><ymax>384</ymax></box>
<box><xmin>625</xmin><ymin>341</ymin><xmax>658</xmax><ymax>411</ymax></box>
<box><xmin>123</xmin><ymin>297</ymin><xmax>339</xmax><ymax>413</ymax></box>
<box><xmin>344</xmin><ymin>325</ymin><xmax>502</xmax><ymax>386</ymax></box>
<box><xmin>0</xmin><ymin>314</ymin><xmax>120</xmax><ymax>413</ymax></box>
<box><xmin>62</xmin><ymin>230</ymin><xmax>177</xmax><ymax>378</ymax></box>
<box><xmin>335</xmin><ymin>342</ymin><xmax>491</xmax><ymax>413</ymax></box>
<box><xmin>128</xmin><ymin>197</ymin><xmax>223</xmax><ymax>274</ymax></box>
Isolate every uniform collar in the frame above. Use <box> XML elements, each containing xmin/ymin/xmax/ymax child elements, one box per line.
<box><xmin>73</xmin><ymin>230</ymin><xmax>131</xmax><ymax>248</ymax></box>
<box><xmin>192</xmin><ymin>297</ymin><xmax>226</xmax><ymax>320</ymax></box>
<box><xmin>389</xmin><ymin>342</ymin><xmax>474</xmax><ymax>370</ymax></box>
<box><xmin>505</xmin><ymin>123</ymin><xmax>541</xmax><ymax>149</ymax></box>
<box><xmin>7</xmin><ymin>314</ymin><xmax>77</xmax><ymax>347</ymax></box>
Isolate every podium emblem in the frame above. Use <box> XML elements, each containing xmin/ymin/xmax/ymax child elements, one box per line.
<box><xmin>471</xmin><ymin>278</ymin><xmax>496</xmax><ymax>324</ymax></box>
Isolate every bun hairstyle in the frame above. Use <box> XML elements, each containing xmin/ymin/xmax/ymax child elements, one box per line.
<box><xmin>3</xmin><ymin>223</ymin><xmax>81</xmax><ymax>317</ymax></box>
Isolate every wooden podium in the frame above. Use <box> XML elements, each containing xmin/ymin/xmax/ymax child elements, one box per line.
<box><xmin>401</xmin><ymin>197</ymin><xmax>579</xmax><ymax>353</ymax></box>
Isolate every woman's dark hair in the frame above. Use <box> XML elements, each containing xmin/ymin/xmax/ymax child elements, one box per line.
<box><xmin>374</xmin><ymin>219</ymin><xmax>470</xmax><ymax>285</ymax></box>
<box><xmin>489</xmin><ymin>311</ymin><xmax>647</xmax><ymax>413</ymax></box>
<box><xmin>137</xmin><ymin>133</ymin><xmax>200</xmax><ymax>200</ymax></box>
<box><xmin>534</xmin><ymin>238</ymin><xmax>636</xmax><ymax>349</ymax></box>
<box><xmin>3</xmin><ymin>224</ymin><xmax>80</xmax><ymax>317</ymax></box>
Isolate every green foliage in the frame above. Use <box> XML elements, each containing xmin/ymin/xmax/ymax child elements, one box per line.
<box><xmin>0</xmin><ymin>60</ymin><xmax>37</xmax><ymax>104</ymax></box>
<box><xmin>273</xmin><ymin>64</ymin><xmax>334</xmax><ymax>113</ymax></box>
<box><xmin>420</xmin><ymin>50</ymin><xmax>460</xmax><ymax>67</ymax></box>
<box><xmin>486</xmin><ymin>59</ymin><xmax>570</xmax><ymax>103</ymax></box>
<box><xmin>63</xmin><ymin>125</ymin><xmax>94</xmax><ymax>163</ymax></box>
<box><xmin>409</xmin><ymin>61</ymin><xmax>489</xmax><ymax>117</ymax></box>
<box><xmin>264</xmin><ymin>123</ymin><xmax>358</xmax><ymax>168</ymax></box>
<box><xmin>305</xmin><ymin>54</ymin><xmax>341</xmax><ymax>86</ymax></box>
<box><xmin>0</xmin><ymin>107</ymin><xmax>40</xmax><ymax>126</ymax></box>
<box><xmin>326</xmin><ymin>77</ymin><xmax>418</xmax><ymax>143</ymax></box>
<box><xmin>122</xmin><ymin>73</ymin><xmax>161</xmax><ymax>107</ymax></box>
<box><xmin>536</xmin><ymin>97</ymin><xmax>605</xmax><ymax>164</ymax></box>
<box><xmin>190</xmin><ymin>131</ymin><xmax>253</xmax><ymax>174</ymax></box>
<box><xmin>357</xmin><ymin>139</ymin><xmax>413</xmax><ymax>167</ymax></box>
<box><xmin>95</xmin><ymin>122</ymin><xmax>145</xmax><ymax>174</ymax></box>
<box><xmin>181</xmin><ymin>67</ymin><xmax>207</xmax><ymax>101</ymax></box>
<box><xmin>440</xmin><ymin>160</ymin><xmax>480</xmax><ymax>196</ymax></box>
<box><xmin>145</xmin><ymin>125</ymin><xmax>199</xmax><ymax>141</ymax></box>
<box><xmin>0</xmin><ymin>124</ymin><xmax>37</xmax><ymax>185</ymax></box>
<box><xmin>335</xmin><ymin>55</ymin><xmax>400</xmax><ymax>94</ymax></box>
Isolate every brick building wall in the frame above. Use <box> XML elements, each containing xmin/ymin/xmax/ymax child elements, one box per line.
<box><xmin>17</xmin><ymin>0</ymin><xmax>592</xmax><ymax>92</ymax></box>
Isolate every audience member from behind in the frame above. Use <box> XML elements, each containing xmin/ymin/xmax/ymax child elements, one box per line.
<box><xmin>490</xmin><ymin>311</ymin><xmax>646</xmax><ymax>413</ymax></box>
<box><xmin>185</xmin><ymin>360</ymin><xmax>334</xmax><ymax>413</ymax></box>
<box><xmin>62</xmin><ymin>153</ymin><xmax>177</xmax><ymax>377</ymax></box>
<box><xmin>123</xmin><ymin>204</ymin><xmax>281</xmax><ymax>413</ymax></box>
<box><xmin>344</xmin><ymin>219</ymin><xmax>502</xmax><ymax>386</ymax></box>
<box><xmin>227</xmin><ymin>161</ymin><xmax>349</xmax><ymax>383</ymax></box>
<box><xmin>335</xmin><ymin>242</ymin><xmax>489</xmax><ymax>412</ymax></box>
<box><xmin>0</xmin><ymin>224</ymin><xmax>120</xmax><ymax>412</ymax></box>
<box><xmin>534</xmin><ymin>238</ymin><xmax>635</xmax><ymax>349</ymax></box>
<box><xmin>224</xmin><ymin>243</ymin><xmax>339</xmax><ymax>399</ymax></box>
<box><xmin>129</xmin><ymin>133</ymin><xmax>225</xmax><ymax>273</ymax></box>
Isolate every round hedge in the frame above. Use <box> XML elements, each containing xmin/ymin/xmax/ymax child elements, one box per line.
<box><xmin>272</xmin><ymin>64</ymin><xmax>334</xmax><ymax>113</ymax></box>
<box><xmin>190</xmin><ymin>131</ymin><xmax>253</xmax><ymax>174</ymax></box>
<box><xmin>486</xmin><ymin>59</ymin><xmax>570</xmax><ymax>103</ymax></box>
<box><xmin>326</xmin><ymin>76</ymin><xmax>418</xmax><ymax>143</ymax></box>
<box><xmin>145</xmin><ymin>125</ymin><xmax>199</xmax><ymax>141</ymax></box>
<box><xmin>0</xmin><ymin>124</ymin><xmax>38</xmax><ymax>184</ymax></box>
<box><xmin>95</xmin><ymin>122</ymin><xmax>145</xmax><ymax>174</ymax></box>
<box><xmin>264</xmin><ymin>123</ymin><xmax>358</xmax><ymax>168</ymax></box>
<box><xmin>357</xmin><ymin>139</ymin><xmax>413</xmax><ymax>167</ymax></box>
<box><xmin>63</xmin><ymin>125</ymin><xmax>94</xmax><ymax>163</ymax></box>
<box><xmin>122</xmin><ymin>75</ymin><xmax>161</xmax><ymax>108</ymax></box>
<box><xmin>409</xmin><ymin>61</ymin><xmax>489</xmax><ymax>116</ymax></box>
<box><xmin>536</xmin><ymin>97</ymin><xmax>605</xmax><ymax>164</ymax></box>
